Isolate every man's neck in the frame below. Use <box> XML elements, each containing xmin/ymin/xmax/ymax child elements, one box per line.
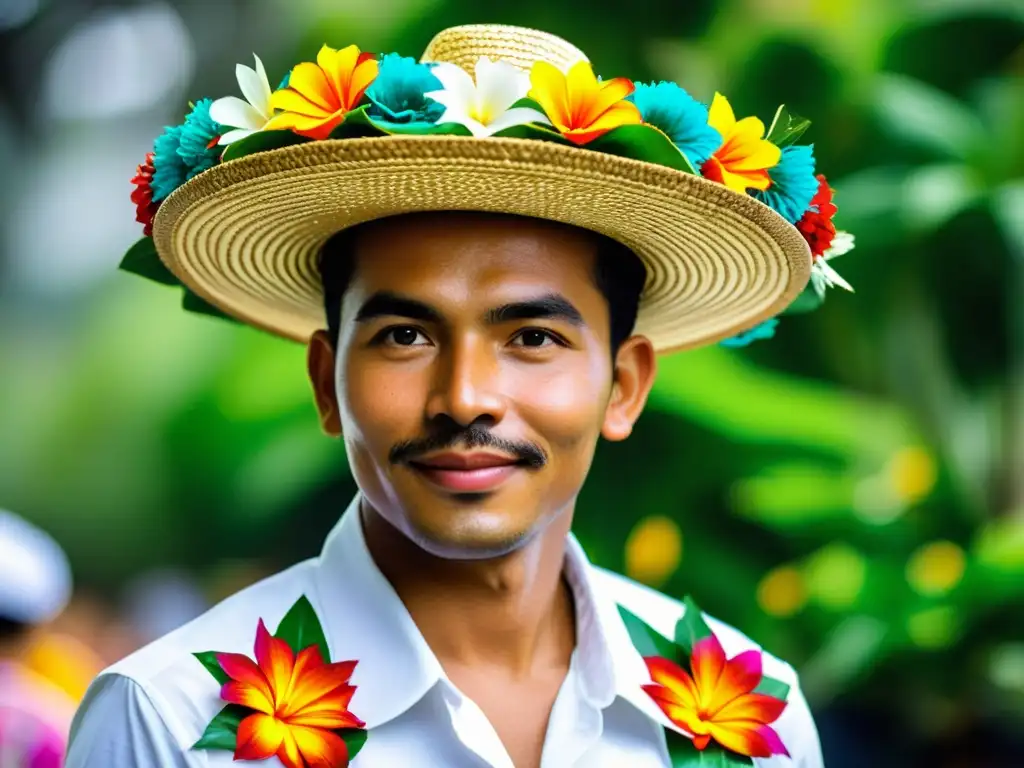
<box><xmin>360</xmin><ymin>501</ymin><xmax>577</xmax><ymax>679</ymax></box>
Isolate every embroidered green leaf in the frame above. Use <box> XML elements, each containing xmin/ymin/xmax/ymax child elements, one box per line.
<box><xmin>340</xmin><ymin>728</ymin><xmax>368</xmax><ymax>761</ymax></box>
<box><xmin>766</xmin><ymin>105</ymin><xmax>811</xmax><ymax>148</ymax></box>
<box><xmin>617</xmin><ymin>605</ymin><xmax>679</xmax><ymax>663</ymax></box>
<box><xmin>182</xmin><ymin>290</ymin><xmax>237</xmax><ymax>323</ymax></box>
<box><xmin>275</xmin><ymin>595</ymin><xmax>331</xmax><ymax>662</ymax></box>
<box><xmin>193</xmin><ymin>651</ymin><xmax>230</xmax><ymax>685</ymax></box>
<box><xmin>192</xmin><ymin>704</ymin><xmax>248</xmax><ymax>751</ymax></box>
<box><xmin>589</xmin><ymin>124</ymin><xmax>697</xmax><ymax>174</ymax></box>
<box><xmin>221</xmin><ymin>129</ymin><xmax>311</xmax><ymax>163</ymax></box>
<box><xmin>674</xmin><ymin>596</ymin><xmax>715</xmax><ymax>658</ymax></box>
<box><xmin>119</xmin><ymin>237</ymin><xmax>179</xmax><ymax>286</ymax></box>
<box><xmin>753</xmin><ymin>675</ymin><xmax>791</xmax><ymax>700</ymax></box>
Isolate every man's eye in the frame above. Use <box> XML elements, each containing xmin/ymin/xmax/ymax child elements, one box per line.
<box><xmin>381</xmin><ymin>327</ymin><xmax>429</xmax><ymax>346</ymax></box>
<box><xmin>512</xmin><ymin>329</ymin><xmax>561</xmax><ymax>348</ymax></box>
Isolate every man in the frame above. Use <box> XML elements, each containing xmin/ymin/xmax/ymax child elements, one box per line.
<box><xmin>0</xmin><ymin>509</ymin><xmax>77</xmax><ymax>767</ymax></box>
<box><xmin>68</xmin><ymin>23</ymin><xmax>834</xmax><ymax>768</ymax></box>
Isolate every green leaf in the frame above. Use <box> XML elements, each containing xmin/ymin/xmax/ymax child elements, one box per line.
<box><xmin>192</xmin><ymin>704</ymin><xmax>249</xmax><ymax>751</ymax></box>
<box><xmin>119</xmin><ymin>237</ymin><xmax>179</xmax><ymax>286</ymax></box>
<box><xmin>492</xmin><ymin>122</ymin><xmax>572</xmax><ymax>143</ymax></box>
<box><xmin>507</xmin><ymin>96</ymin><xmax>546</xmax><ymax>113</ymax></box>
<box><xmin>668</xmin><ymin>736</ymin><xmax>755</xmax><ymax>767</ymax></box>
<box><xmin>221</xmin><ymin>130</ymin><xmax>311</xmax><ymax>163</ymax></box>
<box><xmin>674</xmin><ymin>596</ymin><xmax>714</xmax><ymax>658</ymax></box>
<box><xmin>765</xmin><ymin>105</ymin><xmax>811</xmax><ymax>148</ymax></box>
<box><xmin>617</xmin><ymin>605</ymin><xmax>679</xmax><ymax>663</ymax></box>
<box><xmin>753</xmin><ymin>675</ymin><xmax>791</xmax><ymax>700</ymax></box>
<box><xmin>182</xmin><ymin>291</ymin><xmax>237</xmax><ymax>323</ymax></box>
<box><xmin>329</xmin><ymin>106</ymin><xmax>390</xmax><ymax>139</ymax></box>
<box><xmin>340</xmin><ymin>728</ymin><xmax>368</xmax><ymax>760</ymax></box>
<box><xmin>192</xmin><ymin>651</ymin><xmax>230</xmax><ymax>685</ymax></box>
<box><xmin>274</xmin><ymin>595</ymin><xmax>331</xmax><ymax>661</ymax></box>
<box><xmin>588</xmin><ymin>124</ymin><xmax>696</xmax><ymax>173</ymax></box>
<box><xmin>781</xmin><ymin>282</ymin><xmax>826</xmax><ymax>315</ymax></box>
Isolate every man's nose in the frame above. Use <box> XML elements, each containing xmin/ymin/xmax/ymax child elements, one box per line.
<box><xmin>424</xmin><ymin>337</ymin><xmax>508</xmax><ymax>428</ymax></box>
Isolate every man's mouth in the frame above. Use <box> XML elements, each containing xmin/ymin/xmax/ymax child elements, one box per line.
<box><xmin>407</xmin><ymin>451</ymin><xmax>526</xmax><ymax>493</ymax></box>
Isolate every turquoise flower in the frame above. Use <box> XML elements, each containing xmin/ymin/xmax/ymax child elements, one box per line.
<box><xmin>754</xmin><ymin>145</ymin><xmax>818</xmax><ymax>224</ymax></box>
<box><xmin>630</xmin><ymin>82</ymin><xmax>721</xmax><ymax>168</ymax></box>
<box><xmin>177</xmin><ymin>98</ymin><xmax>223</xmax><ymax>180</ymax></box>
<box><xmin>366</xmin><ymin>53</ymin><xmax>444</xmax><ymax>125</ymax></box>
<box><xmin>720</xmin><ymin>318</ymin><xmax>779</xmax><ymax>348</ymax></box>
<box><xmin>150</xmin><ymin>125</ymin><xmax>187</xmax><ymax>202</ymax></box>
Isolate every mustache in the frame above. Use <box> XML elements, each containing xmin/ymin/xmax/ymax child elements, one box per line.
<box><xmin>389</xmin><ymin>423</ymin><xmax>547</xmax><ymax>469</ymax></box>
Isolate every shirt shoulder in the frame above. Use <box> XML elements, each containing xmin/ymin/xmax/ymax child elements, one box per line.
<box><xmin>68</xmin><ymin>558</ymin><xmax>319</xmax><ymax>761</ymax></box>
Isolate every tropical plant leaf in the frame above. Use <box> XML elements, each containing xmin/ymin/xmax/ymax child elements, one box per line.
<box><xmin>507</xmin><ymin>96</ymin><xmax>547</xmax><ymax>113</ymax></box>
<box><xmin>221</xmin><ymin>130</ymin><xmax>311</xmax><ymax>163</ymax></box>
<box><xmin>119</xmin><ymin>237</ymin><xmax>179</xmax><ymax>286</ymax></box>
<box><xmin>668</xmin><ymin>739</ymin><xmax>755</xmax><ymax>767</ymax></box>
<box><xmin>340</xmin><ymin>728</ymin><xmax>368</xmax><ymax>760</ymax></box>
<box><xmin>766</xmin><ymin>105</ymin><xmax>811</xmax><ymax>148</ymax></box>
<box><xmin>274</xmin><ymin>595</ymin><xmax>331</xmax><ymax>662</ymax></box>
<box><xmin>182</xmin><ymin>291</ymin><xmax>237</xmax><ymax>323</ymax></box>
<box><xmin>753</xmin><ymin>675</ymin><xmax>791</xmax><ymax>700</ymax></box>
<box><xmin>192</xmin><ymin>704</ymin><xmax>248</xmax><ymax>751</ymax></box>
<box><xmin>588</xmin><ymin>124</ymin><xmax>696</xmax><ymax>173</ymax></box>
<box><xmin>492</xmin><ymin>122</ymin><xmax>572</xmax><ymax>143</ymax></box>
<box><xmin>329</xmin><ymin>106</ymin><xmax>390</xmax><ymax>139</ymax></box>
<box><xmin>193</xmin><ymin>651</ymin><xmax>230</xmax><ymax>685</ymax></box>
<box><xmin>674</xmin><ymin>596</ymin><xmax>715</xmax><ymax>658</ymax></box>
<box><xmin>617</xmin><ymin>605</ymin><xmax>680</xmax><ymax>663</ymax></box>
<box><xmin>781</xmin><ymin>281</ymin><xmax>826</xmax><ymax>315</ymax></box>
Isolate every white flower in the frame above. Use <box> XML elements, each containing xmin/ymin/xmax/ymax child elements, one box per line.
<box><xmin>424</xmin><ymin>56</ymin><xmax>550</xmax><ymax>138</ymax></box>
<box><xmin>209</xmin><ymin>54</ymin><xmax>273</xmax><ymax>146</ymax></box>
<box><xmin>811</xmin><ymin>230</ymin><xmax>855</xmax><ymax>296</ymax></box>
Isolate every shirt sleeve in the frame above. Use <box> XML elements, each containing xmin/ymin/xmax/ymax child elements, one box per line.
<box><xmin>779</xmin><ymin>679</ymin><xmax>825</xmax><ymax>768</ymax></box>
<box><xmin>64</xmin><ymin>673</ymin><xmax>198</xmax><ymax>768</ymax></box>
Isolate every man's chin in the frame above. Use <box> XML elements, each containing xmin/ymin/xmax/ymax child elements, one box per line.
<box><xmin>403</xmin><ymin>506</ymin><xmax>538</xmax><ymax>561</ymax></box>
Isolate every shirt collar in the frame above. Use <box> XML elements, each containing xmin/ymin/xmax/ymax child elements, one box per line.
<box><xmin>313</xmin><ymin>495</ymin><xmax>665</xmax><ymax>730</ymax></box>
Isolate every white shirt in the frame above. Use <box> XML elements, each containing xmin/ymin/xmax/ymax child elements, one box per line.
<box><xmin>65</xmin><ymin>496</ymin><xmax>824</xmax><ymax>767</ymax></box>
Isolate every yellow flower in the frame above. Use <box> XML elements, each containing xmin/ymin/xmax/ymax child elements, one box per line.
<box><xmin>265</xmin><ymin>45</ymin><xmax>379</xmax><ymax>140</ymax></box>
<box><xmin>528</xmin><ymin>60</ymin><xmax>641</xmax><ymax>145</ymax></box>
<box><xmin>700</xmin><ymin>93</ymin><xmax>781</xmax><ymax>193</ymax></box>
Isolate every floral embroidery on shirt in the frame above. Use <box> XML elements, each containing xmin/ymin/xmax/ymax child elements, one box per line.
<box><xmin>619</xmin><ymin>596</ymin><xmax>791</xmax><ymax>766</ymax></box>
<box><xmin>192</xmin><ymin>595</ymin><xmax>367</xmax><ymax>767</ymax></box>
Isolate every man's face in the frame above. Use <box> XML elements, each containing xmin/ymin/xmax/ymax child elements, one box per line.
<box><xmin>309</xmin><ymin>213</ymin><xmax>655</xmax><ymax>559</ymax></box>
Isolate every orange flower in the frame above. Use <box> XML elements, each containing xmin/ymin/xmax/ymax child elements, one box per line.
<box><xmin>216</xmin><ymin>620</ymin><xmax>364</xmax><ymax>768</ymax></box>
<box><xmin>700</xmin><ymin>93</ymin><xmax>781</xmax><ymax>193</ymax></box>
<box><xmin>642</xmin><ymin>635</ymin><xmax>789</xmax><ymax>758</ymax></box>
<box><xmin>265</xmin><ymin>45</ymin><xmax>379</xmax><ymax>140</ymax></box>
<box><xmin>528</xmin><ymin>60</ymin><xmax>641</xmax><ymax>145</ymax></box>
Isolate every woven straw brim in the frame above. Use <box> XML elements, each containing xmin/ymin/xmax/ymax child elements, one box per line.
<box><xmin>152</xmin><ymin>136</ymin><xmax>811</xmax><ymax>353</ymax></box>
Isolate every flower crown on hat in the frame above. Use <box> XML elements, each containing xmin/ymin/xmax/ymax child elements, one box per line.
<box><xmin>127</xmin><ymin>43</ymin><xmax>855</xmax><ymax>347</ymax></box>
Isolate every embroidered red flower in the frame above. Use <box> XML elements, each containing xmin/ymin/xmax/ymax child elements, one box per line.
<box><xmin>130</xmin><ymin>152</ymin><xmax>159</xmax><ymax>236</ymax></box>
<box><xmin>642</xmin><ymin>634</ymin><xmax>788</xmax><ymax>759</ymax></box>
<box><xmin>215</xmin><ymin>619</ymin><xmax>364</xmax><ymax>768</ymax></box>
<box><xmin>796</xmin><ymin>174</ymin><xmax>837</xmax><ymax>258</ymax></box>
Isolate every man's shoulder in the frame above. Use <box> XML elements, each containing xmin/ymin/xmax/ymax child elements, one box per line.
<box><xmin>591</xmin><ymin>566</ymin><xmax>798</xmax><ymax>685</ymax></box>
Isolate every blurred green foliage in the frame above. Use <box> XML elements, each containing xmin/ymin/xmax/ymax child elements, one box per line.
<box><xmin>0</xmin><ymin>0</ymin><xmax>1022</xmax><ymax>763</ymax></box>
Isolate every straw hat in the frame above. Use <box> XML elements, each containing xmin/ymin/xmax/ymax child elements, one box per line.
<box><xmin>144</xmin><ymin>25</ymin><xmax>819</xmax><ymax>354</ymax></box>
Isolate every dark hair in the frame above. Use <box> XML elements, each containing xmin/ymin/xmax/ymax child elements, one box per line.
<box><xmin>319</xmin><ymin>215</ymin><xmax>647</xmax><ymax>354</ymax></box>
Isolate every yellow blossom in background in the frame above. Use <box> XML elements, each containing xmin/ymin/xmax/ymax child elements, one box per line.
<box><xmin>266</xmin><ymin>44</ymin><xmax>379</xmax><ymax>140</ymax></box>
<box><xmin>528</xmin><ymin>60</ymin><xmax>641</xmax><ymax>145</ymax></box>
<box><xmin>907</xmin><ymin>540</ymin><xmax>966</xmax><ymax>597</ymax></box>
<box><xmin>888</xmin><ymin>445</ymin><xmax>937</xmax><ymax>504</ymax></box>
<box><xmin>625</xmin><ymin>515</ymin><xmax>683</xmax><ymax>587</ymax></box>
<box><xmin>701</xmin><ymin>93</ymin><xmax>781</xmax><ymax>193</ymax></box>
<box><xmin>757</xmin><ymin>565</ymin><xmax>807</xmax><ymax>617</ymax></box>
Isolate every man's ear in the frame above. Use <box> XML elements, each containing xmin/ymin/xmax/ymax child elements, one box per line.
<box><xmin>308</xmin><ymin>330</ymin><xmax>343</xmax><ymax>437</ymax></box>
<box><xmin>601</xmin><ymin>335</ymin><xmax>657</xmax><ymax>441</ymax></box>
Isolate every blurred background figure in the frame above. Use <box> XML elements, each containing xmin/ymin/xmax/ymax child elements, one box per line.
<box><xmin>0</xmin><ymin>509</ymin><xmax>78</xmax><ymax>767</ymax></box>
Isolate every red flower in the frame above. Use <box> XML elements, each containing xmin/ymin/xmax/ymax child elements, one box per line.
<box><xmin>130</xmin><ymin>152</ymin><xmax>159</xmax><ymax>236</ymax></box>
<box><xmin>796</xmin><ymin>174</ymin><xmax>837</xmax><ymax>259</ymax></box>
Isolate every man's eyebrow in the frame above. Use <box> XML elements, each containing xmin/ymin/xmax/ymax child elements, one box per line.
<box><xmin>485</xmin><ymin>294</ymin><xmax>585</xmax><ymax>326</ymax></box>
<box><xmin>354</xmin><ymin>292</ymin><xmax>443</xmax><ymax>324</ymax></box>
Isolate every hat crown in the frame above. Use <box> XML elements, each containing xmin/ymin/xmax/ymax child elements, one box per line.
<box><xmin>420</xmin><ymin>24</ymin><xmax>588</xmax><ymax>74</ymax></box>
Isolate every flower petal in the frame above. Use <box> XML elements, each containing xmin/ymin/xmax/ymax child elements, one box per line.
<box><xmin>707</xmin><ymin>92</ymin><xmax>736</xmax><ymax>136</ymax></box>
<box><xmin>209</xmin><ymin>95</ymin><xmax>264</xmax><ymax>132</ymax></box>
<box><xmin>276</xmin><ymin>731</ymin><xmax>304</xmax><ymax>768</ymax></box>
<box><xmin>236</xmin><ymin>58</ymin><xmax>270</xmax><ymax>119</ymax></box>
<box><xmin>346</xmin><ymin>58</ymin><xmax>380</xmax><ymax>110</ymax></box>
<box><xmin>270</xmin><ymin>85</ymin><xmax>331</xmax><ymax>118</ymax></box>
<box><xmin>691</xmin><ymin>635</ymin><xmax>727</xmax><ymax>706</ymax></box>
<box><xmin>644</xmin><ymin>656</ymin><xmax>698</xmax><ymax>709</ymax></box>
<box><xmin>234</xmin><ymin>713</ymin><xmax>286</xmax><ymax>762</ymax></box>
<box><xmin>286</xmin><ymin>62</ymin><xmax>337</xmax><ymax>112</ymax></box>
<box><xmin>254</xmin><ymin>619</ymin><xmax>295</xmax><ymax>704</ymax></box>
<box><xmin>704</xmin><ymin>649</ymin><xmax>762</xmax><ymax>715</ymax></box>
<box><xmin>585</xmin><ymin>76</ymin><xmax>635</xmax><ymax>124</ymax></box>
<box><xmin>816</xmin><ymin>259</ymin><xmax>855</xmax><ymax>292</ymax></box>
<box><xmin>529</xmin><ymin>60</ymin><xmax>570</xmax><ymax>130</ymax></box>
<box><xmin>221</xmin><ymin>680</ymin><xmax>274</xmax><ymax>714</ymax></box>
<box><xmin>265</xmin><ymin>109</ymin><xmax>345</xmax><ymax>139</ymax></box>
<box><xmin>430</xmin><ymin>62</ymin><xmax>478</xmax><ymax>109</ymax></box>
<box><xmin>216</xmin><ymin>652</ymin><xmax>274</xmax><ymax>703</ymax></box>
<box><xmin>216</xmin><ymin>127</ymin><xmax>255</xmax><ymax>146</ymax></box>
<box><xmin>476</xmin><ymin>57</ymin><xmax>531</xmax><ymax>114</ymax></box>
<box><xmin>291</xmin><ymin>724</ymin><xmax>351</xmax><ymax>768</ymax></box>
<box><xmin>279</xmin><ymin>660</ymin><xmax>358</xmax><ymax>719</ymax></box>
<box><xmin>483</xmin><ymin>106</ymin><xmax>551</xmax><ymax>135</ymax></box>
<box><xmin>715</xmin><ymin>692</ymin><xmax>787</xmax><ymax>724</ymax></box>
<box><xmin>825</xmin><ymin>230</ymin><xmax>855</xmax><ymax>258</ymax></box>
<box><xmin>707</xmin><ymin>719</ymin><xmax>789</xmax><ymax>758</ymax></box>
<box><xmin>564</xmin><ymin>100</ymin><xmax>640</xmax><ymax>144</ymax></box>
<box><xmin>287</xmin><ymin>684</ymin><xmax>362</xmax><ymax>725</ymax></box>
<box><xmin>252</xmin><ymin>54</ymin><xmax>273</xmax><ymax>116</ymax></box>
